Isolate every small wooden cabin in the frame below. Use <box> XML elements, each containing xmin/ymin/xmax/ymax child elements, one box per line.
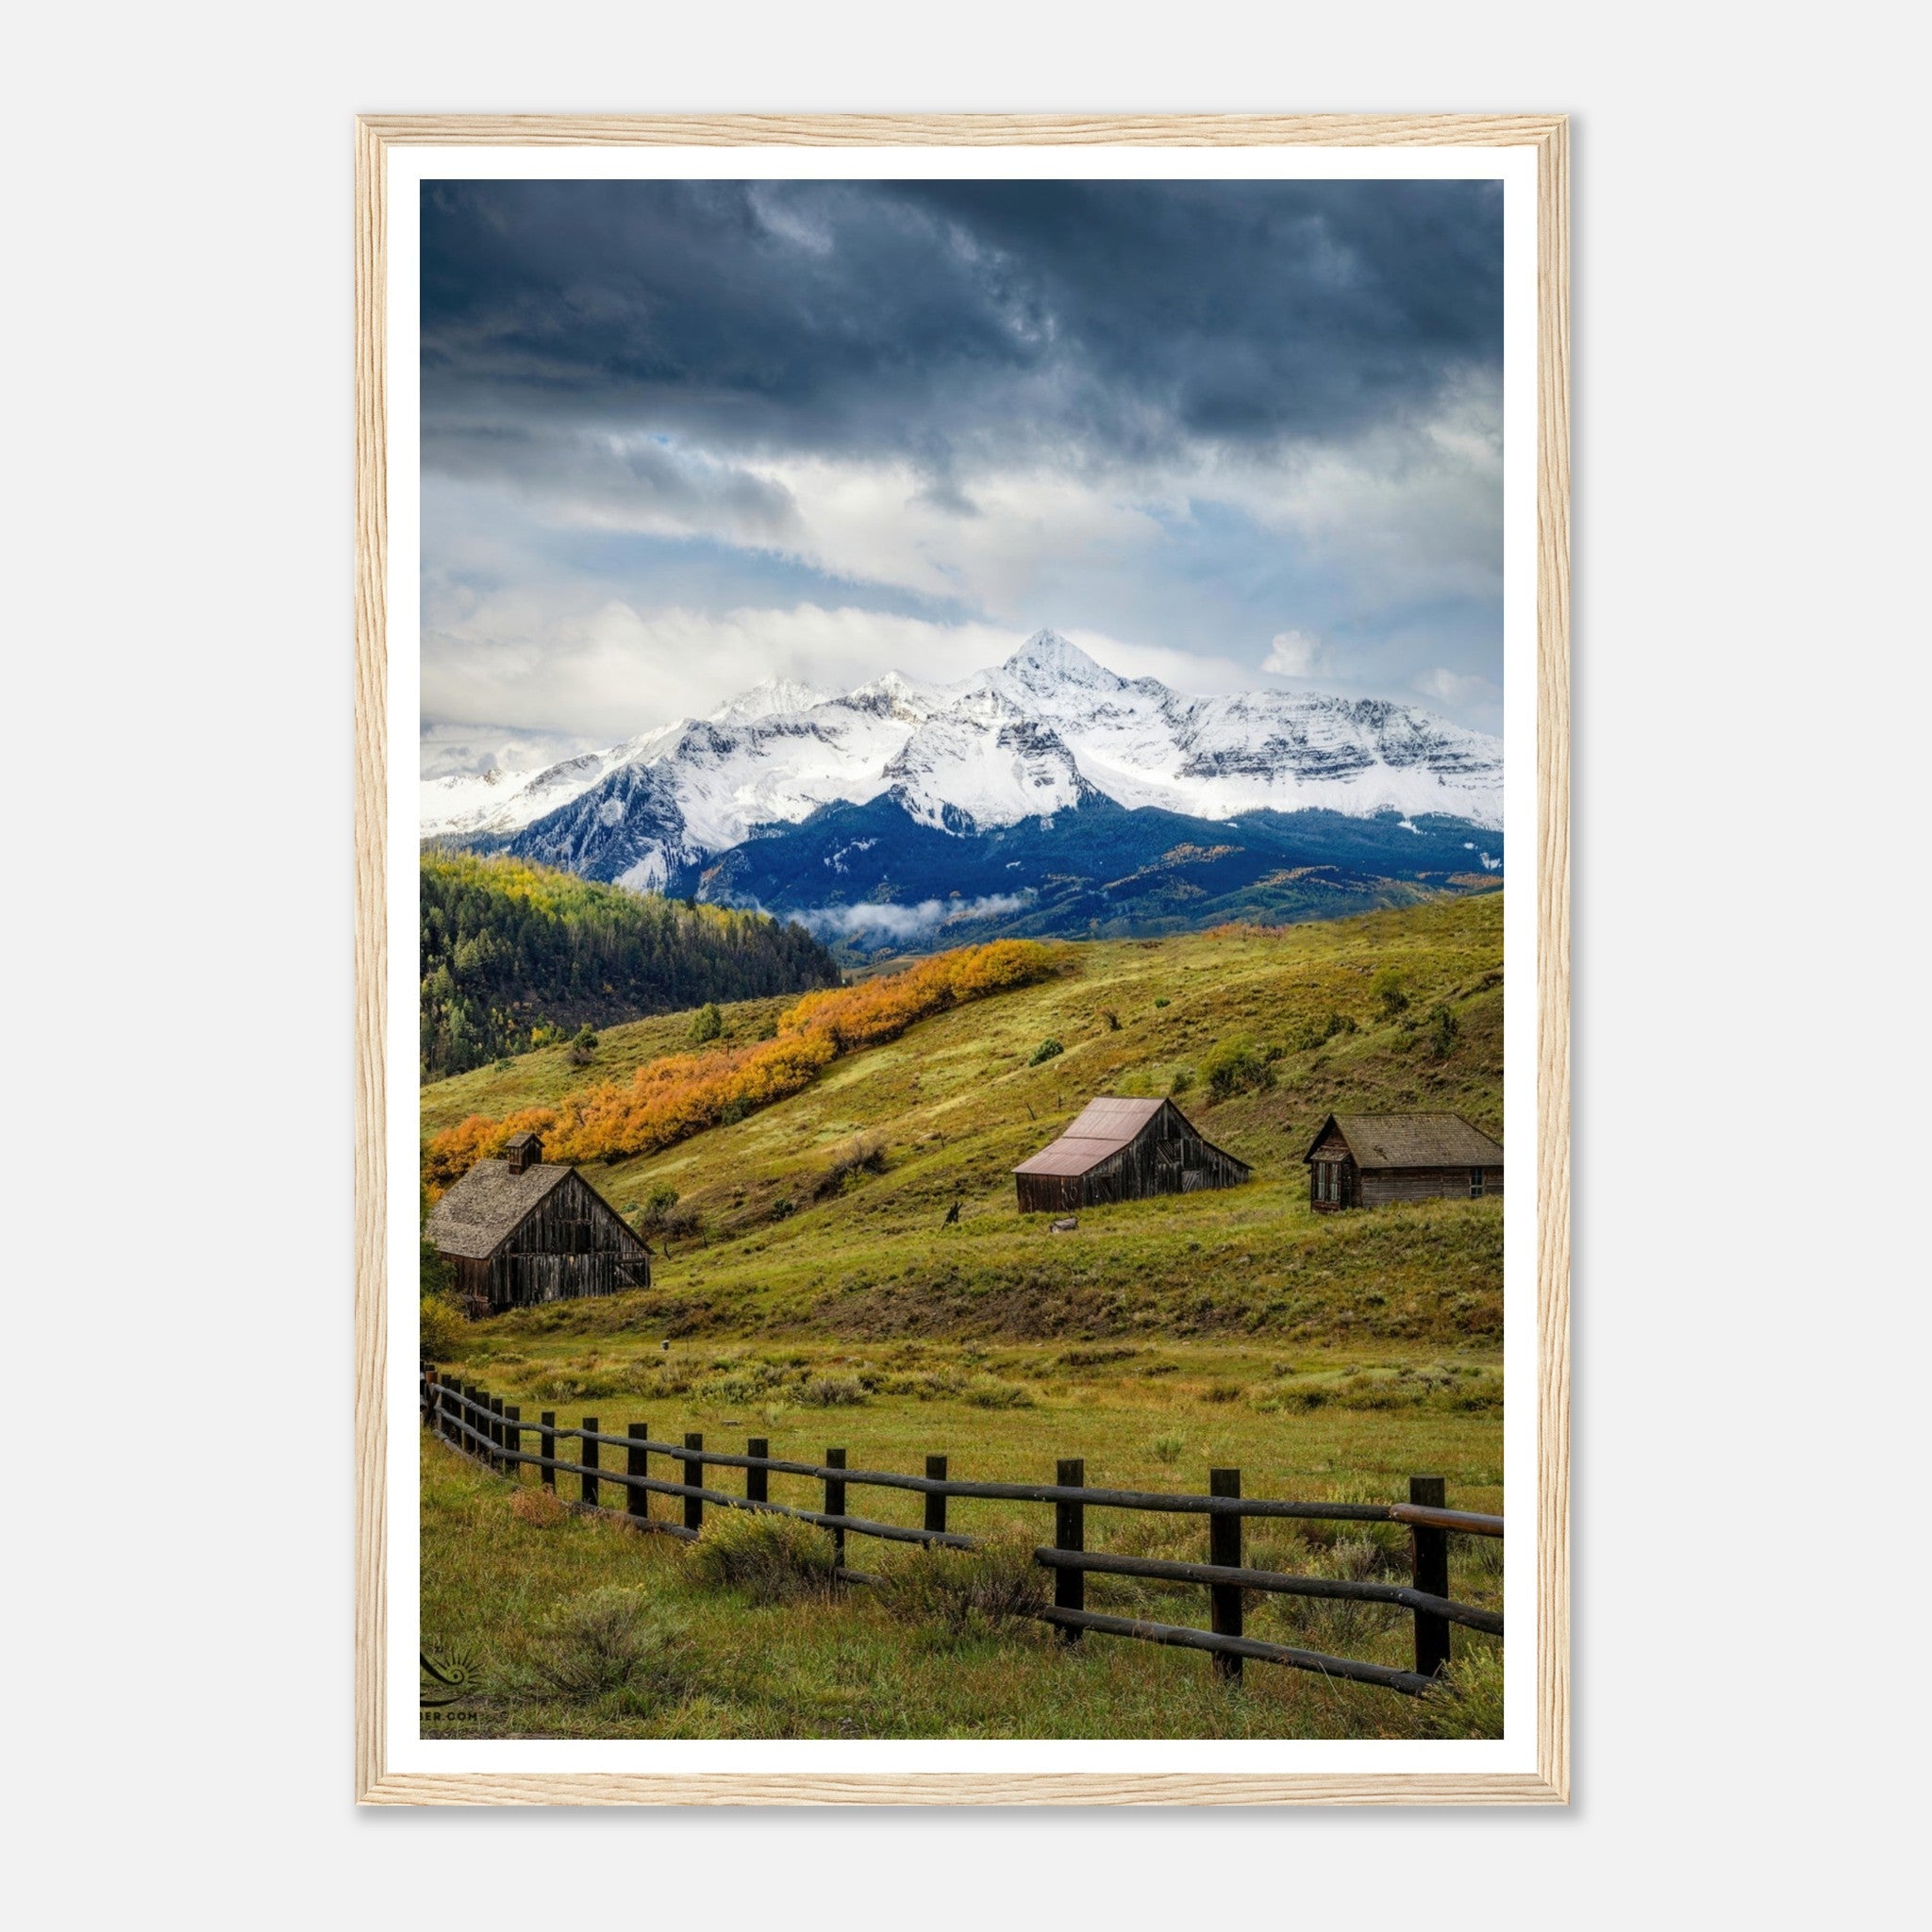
<box><xmin>425</xmin><ymin>1131</ymin><xmax>651</xmax><ymax>1313</ymax></box>
<box><xmin>1013</xmin><ymin>1097</ymin><xmax>1250</xmax><ymax>1214</ymax></box>
<box><xmin>1303</xmin><ymin>1112</ymin><xmax>1504</xmax><ymax>1211</ymax></box>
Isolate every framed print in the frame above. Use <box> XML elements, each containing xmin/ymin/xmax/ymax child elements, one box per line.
<box><xmin>355</xmin><ymin>113</ymin><xmax>1569</xmax><ymax>1806</ymax></box>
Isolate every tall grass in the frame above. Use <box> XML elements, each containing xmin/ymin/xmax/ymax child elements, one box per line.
<box><xmin>688</xmin><ymin>1512</ymin><xmax>837</xmax><ymax>1604</ymax></box>
<box><xmin>873</xmin><ymin>1530</ymin><xmax>1051</xmax><ymax>1637</ymax></box>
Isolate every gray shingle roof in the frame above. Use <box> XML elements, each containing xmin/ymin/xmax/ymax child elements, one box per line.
<box><xmin>1307</xmin><ymin>1112</ymin><xmax>1504</xmax><ymax>1170</ymax></box>
<box><xmin>425</xmin><ymin>1159</ymin><xmax>574</xmax><ymax>1261</ymax></box>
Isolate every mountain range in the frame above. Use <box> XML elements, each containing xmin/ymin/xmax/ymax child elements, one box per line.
<box><xmin>423</xmin><ymin>631</ymin><xmax>1504</xmax><ymax>953</ymax></box>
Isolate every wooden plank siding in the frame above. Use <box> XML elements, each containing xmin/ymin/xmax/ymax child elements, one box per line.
<box><xmin>1014</xmin><ymin>1100</ymin><xmax>1249</xmax><ymax>1213</ymax></box>
<box><xmin>460</xmin><ymin>1170</ymin><xmax>650</xmax><ymax>1313</ymax></box>
<box><xmin>1360</xmin><ymin>1165</ymin><xmax>1503</xmax><ymax>1208</ymax></box>
<box><xmin>1307</xmin><ymin>1113</ymin><xmax>1503</xmax><ymax>1211</ymax></box>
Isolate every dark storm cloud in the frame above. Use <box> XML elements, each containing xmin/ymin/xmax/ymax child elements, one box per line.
<box><xmin>420</xmin><ymin>177</ymin><xmax>1501</xmax><ymax>473</ymax></box>
<box><xmin>419</xmin><ymin>176</ymin><xmax>1507</xmax><ymax>744</ymax></box>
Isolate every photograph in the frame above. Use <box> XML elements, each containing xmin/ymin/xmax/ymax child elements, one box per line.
<box><xmin>385</xmin><ymin>137</ymin><xmax>1554</xmax><ymax>1785</ymax></box>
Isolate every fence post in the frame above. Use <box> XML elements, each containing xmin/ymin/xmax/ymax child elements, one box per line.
<box><xmin>683</xmin><ymin>1432</ymin><xmax>705</xmax><ymax>1535</ymax></box>
<box><xmin>825</xmin><ymin>1447</ymin><xmax>847</xmax><ymax>1572</ymax></box>
<box><xmin>466</xmin><ymin>1385</ymin><xmax>483</xmax><ymax>1458</ymax></box>
<box><xmin>746</xmin><ymin>1439</ymin><xmax>768</xmax><ymax>1505</ymax></box>
<box><xmin>504</xmin><ymin>1405</ymin><xmax>521</xmax><ymax>1482</ymax></box>
<box><xmin>1409</xmin><ymin>1474</ymin><xmax>1451</xmax><ymax>1678</ymax></box>
<box><xmin>924</xmin><ymin>1455</ymin><xmax>948</xmax><ymax>1539</ymax></box>
<box><xmin>581</xmin><ymin>1418</ymin><xmax>600</xmax><ymax>1507</ymax></box>
<box><xmin>1209</xmin><ymin>1467</ymin><xmax>1243</xmax><ymax>1683</ymax></box>
<box><xmin>441</xmin><ymin>1380</ymin><xmax>458</xmax><ymax>1444</ymax></box>
<box><xmin>626</xmin><ymin>1423</ymin><xmax>651</xmax><ymax>1525</ymax></box>
<box><xmin>1055</xmin><ymin>1458</ymin><xmax>1085</xmax><ymax>1642</ymax></box>
<box><xmin>489</xmin><ymin>1395</ymin><xmax>505</xmax><ymax>1474</ymax></box>
<box><xmin>540</xmin><ymin>1411</ymin><xmax>557</xmax><ymax>1490</ymax></box>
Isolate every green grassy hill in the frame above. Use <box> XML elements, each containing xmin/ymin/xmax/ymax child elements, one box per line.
<box><xmin>423</xmin><ymin>891</ymin><xmax>1504</xmax><ymax>1348</ymax></box>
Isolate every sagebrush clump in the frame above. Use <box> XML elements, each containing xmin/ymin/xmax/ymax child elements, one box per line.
<box><xmin>525</xmin><ymin>1589</ymin><xmax>694</xmax><ymax>1704</ymax></box>
<box><xmin>874</xmin><ymin>1529</ymin><xmax>1050</xmax><ymax>1635</ymax></box>
<box><xmin>689</xmin><ymin>1510</ymin><xmax>837</xmax><ymax>1604</ymax></box>
<box><xmin>796</xmin><ymin>1374</ymin><xmax>868</xmax><ymax>1407</ymax></box>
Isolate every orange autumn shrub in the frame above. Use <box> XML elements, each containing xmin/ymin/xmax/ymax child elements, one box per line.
<box><xmin>421</xmin><ymin>1106</ymin><xmax>559</xmax><ymax>1194</ymax></box>
<box><xmin>423</xmin><ymin>939</ymin><xmax>1058</xmax><ymax>1191</ymax></box>
<box><xmin>544</xmin><ymin>1029</ymin><xmax>838</xmax><ymax>1165</ymax></box>
<box><xmin>778</xmin><ymin>939</ymin><xmax>1056</xmax><ymax>1051</ymax></box>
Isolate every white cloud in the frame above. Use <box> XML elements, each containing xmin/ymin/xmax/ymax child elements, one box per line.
<box><xmin>793</xmin><ymin>894</ymin><xmax>1032</xmax><ymax>941</ymax></box>
<box><xmin>1414</xmin><ymin>667</ymin><xmax>1491</xmax><ymax>708</ymax></box>
<box><xmin>420</xmin><ymin>599</ymin><xmax>1230</xmax><ymax>742</ymax></box>
<box><xmin>1208</xmin><ymin>370</ymin><xmax>1504</xmax><ymax>605</ymax></box>
<box><xmin>418</xmin><ymin>720</ymin><xmax>602</xmax><ymax>780</ymax></box>
<box><xmin>558</xmin><ymin>447</ymin><xmax>1175</xmax><ymax>625</ymax></box>
<box><xmin>441</xmin><ymin>376</ymin><xmax>1499</xmax><ymax>641</ymax></box>
<box><xmin>418</xmin><ymin>376</ymin><xmax>1505</xmax><ymax>740</ymax></box>
<box><xmin>1262</xmin><ymin>629</ymin><xmax>1333</xmax><ymax>677</ymax></box>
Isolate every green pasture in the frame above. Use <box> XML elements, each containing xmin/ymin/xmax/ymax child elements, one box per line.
<box><xmin>420</xmin><ymin>893</ymin><xmax>1507</xmax><ymax>1740</ymax></box>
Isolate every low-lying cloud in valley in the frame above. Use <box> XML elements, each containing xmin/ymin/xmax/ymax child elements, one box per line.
<box><xmin>791</xmin><ymin>894</ymin><xmax>1034</xmax><ymax>941</ymax></box>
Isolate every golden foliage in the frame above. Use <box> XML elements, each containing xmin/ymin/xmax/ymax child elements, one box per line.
<box><xmin>424</xmin><ymin>940</ymin><xmax>1058</xmax><ymax>1192</ymax></box>
<box><xmin>421</xmin><ymin>1106</ymin><xmax>561</xmax><ymax>1193</ymax></box>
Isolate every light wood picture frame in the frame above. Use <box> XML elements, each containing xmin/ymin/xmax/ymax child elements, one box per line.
<box><xmin>357</xmin><ymin>112</ymin><xmax>1569</xmax><ymax>1806</ymax></box>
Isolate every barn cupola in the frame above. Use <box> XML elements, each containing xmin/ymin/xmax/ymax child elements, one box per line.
<box><xmin>503</xmin><ymin>1130</ymin><xmax>542</xmax><ymax>1176</ymax></box>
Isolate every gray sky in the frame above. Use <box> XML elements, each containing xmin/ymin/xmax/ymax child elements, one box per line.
<box><xmin>420</xmin><ymin>177</ymin><xmax>1504</xmax><ymax>759</ymax></box>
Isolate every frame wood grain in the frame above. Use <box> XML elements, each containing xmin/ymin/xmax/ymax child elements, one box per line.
<box><xmin>355</xmin><ymin>112</ymin><xmax>1569</xmax><ymax>1806</ymax></box>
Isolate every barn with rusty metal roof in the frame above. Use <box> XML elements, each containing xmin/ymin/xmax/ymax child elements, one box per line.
<box><xmin>1012</xmin><ymin>1097</ymin><xmax>1250</xmax><ymax>1214</ymax></box>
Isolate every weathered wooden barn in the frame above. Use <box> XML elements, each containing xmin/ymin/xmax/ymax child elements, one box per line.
<box><xmin>425</xmin><ymin>1131</ymin><xmax>652</xmax><ymax>1313</ymax></box>
<box><xmin>1012</xmin><ymin>1097</ymin><xmax>1251</xmax><ymax>1213</ymax></box>
<box><xmin>1303</xmin><ymin>1112</ymin><xmax>1504</xmax><ymax>1211</ymax></box>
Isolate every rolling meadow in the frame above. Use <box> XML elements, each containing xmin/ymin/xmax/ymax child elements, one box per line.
<box><xmin>419</xmin><ymin>888</ymin><xmax>1507</xmax><ymax>1740</ymax></box>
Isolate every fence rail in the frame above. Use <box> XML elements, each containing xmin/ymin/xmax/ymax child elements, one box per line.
<box><xmin>423</xmin><ymin>1369</ymin><xmax>1502</xmax><ymax>1698</ymax></box>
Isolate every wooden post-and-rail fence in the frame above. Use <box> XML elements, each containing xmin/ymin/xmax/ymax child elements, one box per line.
<box><xmin>423</xmin><ymin>1369</ymin><xmax>1502</xmax><ymax>1699</ymax></box>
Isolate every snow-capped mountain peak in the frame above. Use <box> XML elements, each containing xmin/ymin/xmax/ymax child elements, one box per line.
<box><xmin>708</xmin><ymin>675</ymin><xmax>831</xmax><ymax>723</ymax></box>
<box><xmin>843</xmin><ymin>669</ymin><xmax>946</xmax><ymax>722</ymax></box>
<box><xmin>423</xmin><ymin>628</ymin><xmax>1504</xmax><ymax>893</ymax></box>
<box><xmin>997</xmin><ymin>628</ymin><xmax>1124</xmax><ymax>696</ymax></box>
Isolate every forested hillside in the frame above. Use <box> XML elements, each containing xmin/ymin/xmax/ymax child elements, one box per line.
<box><xmin>420</xmin><ymin>852</ymin><xmax>841</xmax><ymax>1079</ymax></box>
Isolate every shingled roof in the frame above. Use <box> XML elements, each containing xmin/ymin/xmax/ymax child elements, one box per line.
<box><xmin>1013</xmin><ymin>1096</ymin><xmax>1249</xmax><ymax>1178</ymax></box>
<box><xmin>1306</xmin><ymin>1112</ymin><xmax>1504</xmax><ymax>1170</ymax></box>
<box><xmin>425</xmin><ymin>1159</ymin><xmax>574</xmax><ymax>1261</ymax></box>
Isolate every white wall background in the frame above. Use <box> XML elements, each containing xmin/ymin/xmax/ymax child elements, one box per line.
<box><xmin>7</xmin><ymin>4</ymin><xmax>1921</xmax><ymax>1924</ymax></box>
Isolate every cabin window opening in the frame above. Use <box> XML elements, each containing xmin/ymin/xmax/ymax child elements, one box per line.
<box><xmin>1470</xmin><ymin>1166</ymin><xmax>1484</xmax><ymax>1198</ymax></box>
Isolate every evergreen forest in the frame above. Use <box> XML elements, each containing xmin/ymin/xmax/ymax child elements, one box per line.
<box><xmin>420</xmin><ymin>851</ymin><xmax>841</xmax><ymax>1079</ymax></box>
